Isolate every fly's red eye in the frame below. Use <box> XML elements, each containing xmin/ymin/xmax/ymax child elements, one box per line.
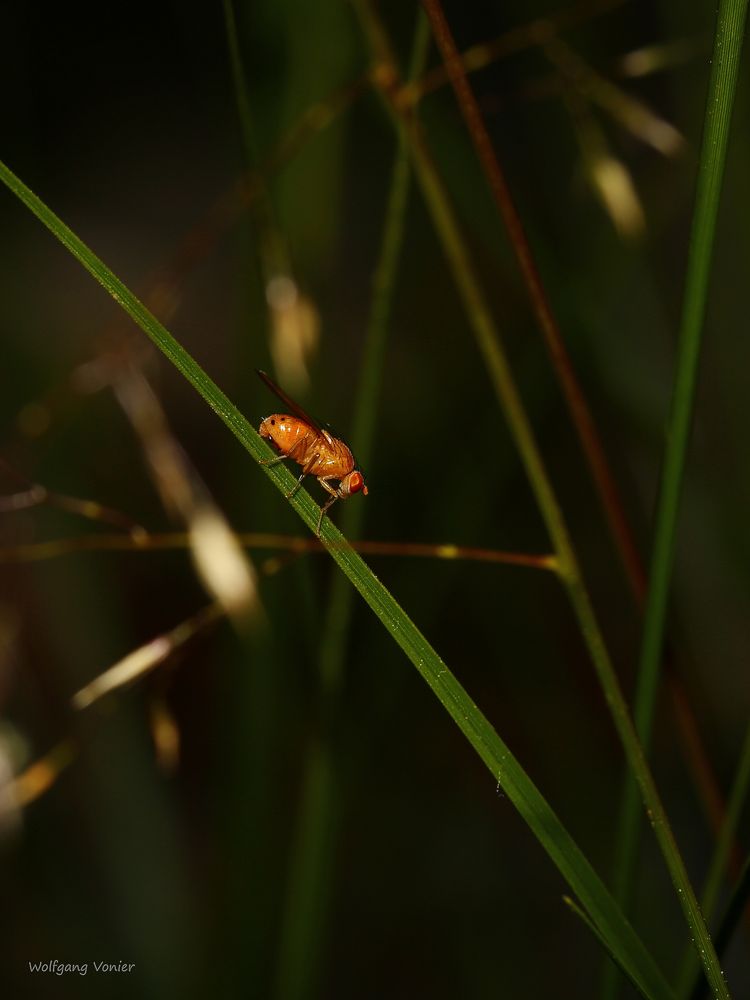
<box><xmin>350</xmin><ymin>472</ymin><xmax>365</xmax><ymax>494</ymax></box>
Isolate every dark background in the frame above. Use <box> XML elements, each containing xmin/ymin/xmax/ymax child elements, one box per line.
<box><xmin>2</xmin><ymin>1</ymin><xmax>749</xmax><ymax>997</ymax></box>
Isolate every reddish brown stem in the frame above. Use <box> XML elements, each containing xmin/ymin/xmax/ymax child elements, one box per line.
<box><xmin>421</xmin><ymin>0</ymin><xmax>645</xmax><ymax>600</ymax></box>
<box><xmin>0</xmin><ymin>530</ymin><xmax>557</xmax><ymax>572</ymax></box>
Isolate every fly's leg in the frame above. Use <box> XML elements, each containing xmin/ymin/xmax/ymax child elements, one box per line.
<box><xmin>286</xmin><ymin>454</ymin><xmax>320</xmax><ymax>500</ymax></box>
<box><xmin>285</xmin><ymin>471</ymin><xmax>307</xmax><ymax>499</ymax></box>
<box><xmin>316</xmin><ymin>495</ymin><xmax>340</xmax><ymax>536</ymax></box>
<box><xmin>316</xmin><ymin>478</ymin><xmax>341</xmax><ymax>536</ymax></box>
<box><xmin>260</xmin><ymin>453</ymin><xmax>304</xmax><ymax>497</ymax></box>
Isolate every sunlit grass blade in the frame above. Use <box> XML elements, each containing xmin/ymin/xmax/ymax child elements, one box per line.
<box><xmin>605</xmin><ymin>0</ymin><xmax>749</xmax><ymax>995</ymax></box>
<box><xmin>0</xmin><ymin>157</ymin><xmax>673</xmax><ymax>1000</ymax></box>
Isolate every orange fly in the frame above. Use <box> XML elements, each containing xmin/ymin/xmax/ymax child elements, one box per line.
<box><xmin>257</xmin><ymin>369</ymin><xmax>368</xmax><ymax>535</ymax></box>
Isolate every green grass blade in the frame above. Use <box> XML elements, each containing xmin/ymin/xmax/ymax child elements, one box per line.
<box><xmin>564</xmin><ymin>896</ymin><xmax>653</xmax><ymax>1000</ymax></box>
<box><xmin>699</xmin><ymin>723</ymin><xmax>750</xmax><ymax>923</ymax></box>
<box><xmin>605</xmin><ymin>1</ymin><xmax>749</xmax><ymax>994</ymax></box>
<box><xmin>696</xmin><ymin>856</ymin><xmax>750</xmax><ymax>1000</ymax></box>
<box><xmin>274</xmin><ymin>740</ymin><xmax>338</xmax><ymax>1000</ymax></box>
<box><xmin>636</xmin><ymin>0</ymin><xmax>749</xmax><ymax>810</ymax></box>
<box><xmin>222</xmin><ymin>0</ymin><xmax>291</xmax><ymax>278</ymax></box>
<box><xmin>0</xmin><ymin>157</ymin><xmax>674</xmax><ymax>1000</ymax></box>
<box><xmin>321</xmin><ymin>7</ymin><xmax>430</xmax><ymax>693</ymax></box>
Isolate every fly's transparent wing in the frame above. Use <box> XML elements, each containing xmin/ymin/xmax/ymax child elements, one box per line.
<box><xmin>256</xmin><ymin>369</ymin><xmax>331</xmax><ymax>441</ymax></box>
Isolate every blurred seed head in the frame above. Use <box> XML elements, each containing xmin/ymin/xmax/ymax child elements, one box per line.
<box><xmin>266</xmin><ymin>275</ymin><xmax>320</xmax><ymax>394</ymax></box>
<box><xmin>72</xmin><ymin>636</ymin><xmax>173</xmax><ymax>710</ymax></box>
<box><xmin>589</xmin><ymin>153</ymin><xmax>646</xmax><ymax>239</ymax></box>
<box><xmin>188</xmin><ymin>506</ymin><xmax>261</xmax><ymax>626</ymax></box>
<box><xmin>618</xmin><ymin>38</ymin><xmax>702</xmax><ymax>79</ymax></box>
<box><xmin>149</xmin><ymin>699</ymin><xmax>181</xmax><ymax>774</ymax></box>
<box><xmin>115</xmin><ymin>367</ymin><xmax>264</xmax><ymax>627</ymax></box>
<box><xmin>114</xmin><ymin>369</ymin><xmax>195</xmax><ymax>518</ymax></box>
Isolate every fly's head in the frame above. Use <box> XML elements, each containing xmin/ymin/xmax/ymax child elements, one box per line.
<box><xmin>340</xmin><ymin>469</ymin><xmax>368</xmax><ymax>498</ymax></box>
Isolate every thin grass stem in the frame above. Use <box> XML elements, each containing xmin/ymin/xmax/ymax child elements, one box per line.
<box><xmin>0</xmin><ymin>530</ymin><xmax>556</xmax><ymax>570</ymax></box>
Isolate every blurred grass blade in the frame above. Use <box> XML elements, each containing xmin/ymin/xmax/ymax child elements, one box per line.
<box><xmin>72</xmin><ymin>604</ymin><xmax>222</xmax><ymax>710</ymax></box>
<box><xmin>693</xmin><ymin>856</ymin><xmax>750</xmax><ymax>1000</ymax></box>
<box><xmin>419</xmin><ymin>0</ymin><xmax>645</xmax><ymax>603</ymax></box>
<box><xmin>0</xmin><ymin>157</ymin><xmax>673</xmax><ymax>1000</ymax></box>
<box><xmin>275</xmin><ymin>14</ymin><xmax>430</xmax><ymax>1000</ymax></box>
<box><xmin>323</xmin><ymin>6</ymin><xmax>430</xmax><ymax>694</ymax></box>
<box><xmin>3</xmin><ymin>742</ymin><xmax>77</xmax><ymax>815</ymax></box>
<box><xmin>542</xmin><ymin>36</ymin><xmax>685</xmax><ymax>157</ymax></box>
<box><xmin>606</xmin><ymin>0</ymin><xmax>749</xmax><ymax>994</ymax></box>
<box><xmin>697</xmin><ymin>723</ymin><xmax>750</xmax><ymax>924</ymax></box>
<box><xmin>637</xmin><ymin>0</ymin><xmax>748</xmax><ymax>748</ymax></box>
<box><xmin>678</xmin><ymin>722</ymin><xmax>750</xmax><ymax>998</ymax></box>
<box><xmin>223</xmin><ymin>0</ymin><xmax>320</xmax><ymax>393</ymax></box>
<box><xmin>563</xmin><ymin>896</ymin><xmax>652</xmax><ymax>1000</ymax></box>
<box><xmin>0</xmin><ymin>163</ymin><xmax>262</xmax><ymax>465</ymax></box>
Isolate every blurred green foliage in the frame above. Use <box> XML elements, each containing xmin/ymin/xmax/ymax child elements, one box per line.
<box><xmin>1</xmin><ymin>1</ymin><xmax>749</xmax><ymax>997</ymax></box>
